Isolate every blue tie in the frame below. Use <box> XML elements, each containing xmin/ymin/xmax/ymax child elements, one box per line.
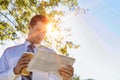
<box><xmin>22</xmin><ymin>44</ymin><xmax>35</xmax><ymax>80</ymax></box>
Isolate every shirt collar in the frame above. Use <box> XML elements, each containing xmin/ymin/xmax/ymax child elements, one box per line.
<box><xmin>24</xmin><ymin>40</ymin><xmax>42</xmax><ymax>48</ymax></box>
<box><xmin>24</xmin><ymin>40</ymin><xmax>31</xmax><ymax>48</ymax></box>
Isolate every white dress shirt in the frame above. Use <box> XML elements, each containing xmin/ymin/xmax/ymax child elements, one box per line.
<box><xmin>0</xmin><ymin>41</ymin><xmax>60</xmax><ymax>80</ymax></box>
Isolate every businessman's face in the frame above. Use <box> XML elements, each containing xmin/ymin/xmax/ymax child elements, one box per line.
<box><xmin>28</xmin><ymin>21</ymin><xmax>47</xmax><ymax>44</ymax></box>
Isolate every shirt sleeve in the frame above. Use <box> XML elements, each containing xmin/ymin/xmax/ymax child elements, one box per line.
<box><xmin>49</xmin><ymin>72</ymin><xmax>62</xmax><ymax>80</ymax></box>
<box><xmin>0</xmin><ymin>49</ymin><xmax>18</xmax><ymax>80</ymax></box>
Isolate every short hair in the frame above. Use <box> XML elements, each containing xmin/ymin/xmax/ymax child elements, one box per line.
<box><xmin>29</xmin><ymin>15</ymin><xmax>49</xmax><ymax>28</ymax></box>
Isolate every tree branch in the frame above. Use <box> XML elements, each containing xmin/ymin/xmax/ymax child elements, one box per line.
<box><xmin>0</xmin><ymin>11</ymin><xmax>17</xmax><ymax>26</ymax></box>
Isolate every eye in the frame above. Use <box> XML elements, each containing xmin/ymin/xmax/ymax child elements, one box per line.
<box><xmin>37</xmin><ymin>29</ymin><xmax>41</xmax><ymax>32</ymax></box>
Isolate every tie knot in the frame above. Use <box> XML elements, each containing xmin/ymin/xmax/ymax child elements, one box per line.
<box><xmin>27</xmin><ymin>44</ymin><xmax>35</xmax><ymax>48</ymax></box>
<box><xmin>27</xmin><ymin>44</ymin><xmax>35</xmax><ymax>53</ymax></box>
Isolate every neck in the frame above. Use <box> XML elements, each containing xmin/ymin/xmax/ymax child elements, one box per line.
<box><xmin>26</xmin><ymin>39</ymin><xmax>31</xmax><ymax>43</ymax></box>
<box><xmin>26</xmin><ymin>38</ymin><xmax>41</xmax><ymax>45</ymax></box>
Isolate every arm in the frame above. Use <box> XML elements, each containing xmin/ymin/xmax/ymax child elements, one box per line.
<box><xmin>0</xmin><ymin>49</ymin><xmax>17</xmax><ymax>80</ymax></box>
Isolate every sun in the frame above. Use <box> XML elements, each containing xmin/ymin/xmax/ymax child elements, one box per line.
<box><xmin>46</xmin><ymin>22</ymin><xmax>60</xmax><ymax>39</ymax></box>
<box><xmin>47</xmin><ymin>22</ymin><xmax>55</xmax><ymax>34</ymax></box>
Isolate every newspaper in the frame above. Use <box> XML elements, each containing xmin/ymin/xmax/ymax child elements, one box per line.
<box><xmin>27</xmin><ymin>48</ymin><xmax>75</xmax><ymax>78</ymax></box>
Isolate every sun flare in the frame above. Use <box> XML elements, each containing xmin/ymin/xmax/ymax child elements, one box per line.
<box><xmin>47</xmin><ymin>22</ymin><xmax>54</xmax><ymax>34</ymax></box>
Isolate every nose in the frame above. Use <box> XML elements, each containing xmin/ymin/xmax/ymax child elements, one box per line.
<box><xmin>39</xmin><ymin>33</ymin><xmax>42</xmax><ymax>37</ymax></box>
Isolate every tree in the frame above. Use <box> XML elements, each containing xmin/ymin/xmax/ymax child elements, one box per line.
<box><xmin>0</xmin><ymin>0</ymin><xmax>84</xmax><ymax>55</ymax></box>
<box><xmin>0</xmin><ymin>0</ymin><xmax>78</xmax><ymax>40</ymax></box>
<box><xmin>0</xmin><ymin>0</ymin><xmax>88</xmax><ymax>79</ymax></box>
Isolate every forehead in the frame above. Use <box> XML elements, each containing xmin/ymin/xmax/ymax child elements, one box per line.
<box><xmin>34</xmin><ymin>21</ymin><xmax>47</xmax><ymax>30</ymax></box>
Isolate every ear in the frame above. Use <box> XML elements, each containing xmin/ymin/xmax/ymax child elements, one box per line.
<box><xmin>29</xmin><ymin>25</ymin><xmax>33</xmax><ymax>30</ymax></box>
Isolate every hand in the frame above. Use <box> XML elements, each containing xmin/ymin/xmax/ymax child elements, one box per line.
<box><xmin>58</xmin><ymin>65</ymin><xmax>74</xmax><ymax>80</ymax></box>
<box><xmin>14</xmin><ymin>53</ymin><xmax>32</xmax><ymax>75</ymax></box>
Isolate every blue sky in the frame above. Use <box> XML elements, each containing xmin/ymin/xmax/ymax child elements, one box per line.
<box><xmin>78</xmin><ymin>0</ymin><xmax>120</xmax><ymax>35</ymax></box>
<box><xmin>76</xmin><ymin>0</ymin><xmax>120</xmax><ymax>52</ymax></box>
<box><xmin>66</xmin><ymin>0</ymin><xmax>120</xmax><ymax>80</ymax></box>
<box><xmin>90</xmin><ymin>0</ymin><xmax>120</xmax><ymax>35</ymax></box>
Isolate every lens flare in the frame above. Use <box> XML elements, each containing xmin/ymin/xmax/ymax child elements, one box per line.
<box><xmin>47</xmin><ymin>22</ymin><xmax>53</xmax><ymax>33</ymax></box>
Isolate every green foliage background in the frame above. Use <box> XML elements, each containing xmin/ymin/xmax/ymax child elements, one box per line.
<box><xmin>0</xmin><ymin>0</ymin><xmax>91</xmax><ymax>80</ymax></box>
<box><xmin>0</xmin><ymin>0</ymin><xmax>81</xmax><ymax>55</ymax></box>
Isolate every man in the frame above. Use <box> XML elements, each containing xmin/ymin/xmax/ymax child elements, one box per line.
<box><xmin>0</xmin><ymin>15</ymin><xmax>74</xmax><ymax>80</ymax></box>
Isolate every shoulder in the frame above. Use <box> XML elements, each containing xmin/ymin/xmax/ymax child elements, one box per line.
<box><xmin>2</xmin><ymin>43</ymin><xmax>24</xmax><ymax>56</ymax></box>
<box><xmin>6</xmin><ymin>43</ymin><xmax>24</xmax><ymax>51</ymax></box>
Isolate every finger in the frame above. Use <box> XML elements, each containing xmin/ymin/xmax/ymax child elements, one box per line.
<box><xmin>18</xmin><ymin>60</ymin><xmax>31</xmax><ymax>66</ymax></box>
<box><xmin>59</xmin><ymin>71</ymin><xmax>69</xmax><ymax>78</ymax></box>
<box><xmin>59</xmin><ymin>68</ymin><xmax>72</xmax><ymax>77</ymax></box>
<box><xmin>60</xmin><ymin>66</ymin><xmax>73</xmax><ymax>70</ymax></box>
<box><xmin>21</xmin><ymin>53</ymin><xmax>32</xmax><ymax>58</ymax></box>
<box><xmin>20</xmin><ymin>64</ymin><xmax>28</xmax><ymax>68</ymax></box>
<box><xmin>66</xmin><ymin>65</ymin><xmax>74</xmax><ymax>71</ymax></box>
<box><xmin>19</xmin><ymin>64</ymin><xmax>28</xmax><ymax>73</ymax></box>
<box><xmin>18</xmin><ymin>55</ymin><xmax>32</xmax><ymax>63</ymax></box>
<box><xmin>59</xmin><ymin>67</ymin><xmax>73</xmax><ymax>73</ymax></box>
<box><xmin>19</xmin><ymin>57</ymin><xmax>31</xmax><ymax>63</ymax></box>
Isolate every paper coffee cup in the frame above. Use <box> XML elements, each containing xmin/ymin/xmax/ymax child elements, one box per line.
<box><xmin>21</xmin><ymin>52</ymin><xmax>34</xmax><ymax>76</ymax></box>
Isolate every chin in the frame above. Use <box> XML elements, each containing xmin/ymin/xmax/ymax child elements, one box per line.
<box><xmin>35</xmin><ymin>41</ymin><xmax>41</xmax><ymax>44</ymax></box>
<box><xmin>34</xmin><ymin>38</ymin><xmax>43</xmax><ymax>44</ymax></box>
